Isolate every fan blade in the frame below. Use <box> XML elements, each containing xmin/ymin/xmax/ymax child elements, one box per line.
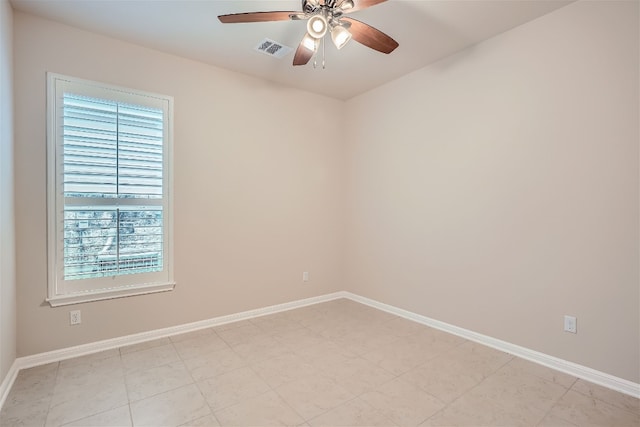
<box><xmin>341</xmin><ymin>17</ymin><xmax>398</xmax><ymax>54</ymax></box>
<box><xmin>293</xmin><ymin>37</ymin><xmax>315</xmax><ymax>66</ymax></box>
<box><xmin>218</xmin><ymin>11</ymin><xmax>299</xmax><ymax>23</ymax></box>
<box><xmin>345</xmin><ymin>0</ymin><xmax>387</xmax><ymax>13</ymax></box>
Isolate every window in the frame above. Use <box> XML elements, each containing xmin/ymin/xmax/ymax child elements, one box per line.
<box><xmin>47</xmin><ymin>74</ymin><xmax>174</xmax><ymax>306</ymax></box>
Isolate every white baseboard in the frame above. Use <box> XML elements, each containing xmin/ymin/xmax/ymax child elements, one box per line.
<box><xmin>3</xmin><ymin>289</ymin><xmax>638</xmax><ymax>410</ymax></box>
<box><xmin>0</xmin><ymin>359</ymin><xmax>19</xmax><ymax>409</ymax></box>
<box><xmin>343</xmin><ymin>292</ymin><xmax>640</xmax><ymax>399</ymax></box>
<box><xmin>17</xmin><ymin>292</ymin><xmax>346</xmax><ymax>370</ymax></box>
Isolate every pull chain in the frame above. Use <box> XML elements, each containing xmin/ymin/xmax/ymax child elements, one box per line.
<box><xmin>313</xmin><ymin>37</ymin><xmax>326</xmax><ymax>69</ymax></box>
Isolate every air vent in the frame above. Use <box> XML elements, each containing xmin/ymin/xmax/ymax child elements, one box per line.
<box><xmin>254</xmin><ymin>38</ymin><xmax>293</xmax><ymax>59</ymax></box>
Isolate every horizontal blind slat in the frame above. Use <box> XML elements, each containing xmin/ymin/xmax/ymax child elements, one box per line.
<box><xmin>61</xmin><ymin>91</ymin><xmax>165</xmax><ymax>281</ymax></box>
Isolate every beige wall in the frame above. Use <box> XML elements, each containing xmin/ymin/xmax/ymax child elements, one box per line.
<box><xmin>344</xmin><ymin>0</ymin><xmax>639</xmax><ymax>382</ymax></box>
<box><xmin>13</xmin><ymin>12</ymin><xmax>345</xmax><ymax>356</ymax></box>
<box><xmin>11</xmin><ymin>0</ymin><xmax>639</xmax><ymax>385</ymax></box>
<box><xmin>0</xmin><ymin>0</ymin><xmax>16</xmax><ymax>382</ymax></box>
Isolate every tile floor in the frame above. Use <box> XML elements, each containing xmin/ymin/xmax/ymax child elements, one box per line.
<box><xmin>1</xmin><ymin>299</ymin><xmax>638</xmax><ymax>426</ymax></box>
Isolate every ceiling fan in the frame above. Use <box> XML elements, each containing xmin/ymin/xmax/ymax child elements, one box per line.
<box><xmin>218</xmin><ymin>0</ymin><xmax>399</xmax><ymax>66</ymax></box>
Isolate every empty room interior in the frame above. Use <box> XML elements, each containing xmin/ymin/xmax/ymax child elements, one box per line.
<box><xmin>0</xmin><ymin>0</ymin><xmax>639</xmax><ymax>425</ymax></box>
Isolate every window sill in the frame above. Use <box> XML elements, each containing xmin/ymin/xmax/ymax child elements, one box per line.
<box><xmin>47</xmin><ymin>282</ymin><xmax>176</xmax><ymax>307</ymax></box>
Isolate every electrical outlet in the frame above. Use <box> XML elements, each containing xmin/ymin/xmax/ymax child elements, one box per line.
<box><xmin>302</xmin><ymin>271</ymin><xmax>309</xmax><ymax>282</ymax></box>
<box><xmin>70</xmin><ymin>310</ymin><xmax>81</xmax><ymax>325</ymax></box>
<box><xmin>563</xmin><ymin>315</ymin><xmax>576</xmax><ymax>333</ymax></box>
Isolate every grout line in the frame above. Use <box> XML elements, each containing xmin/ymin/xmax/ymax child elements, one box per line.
<box><xmin>41</xmin><ymin>362</ymin><xmax>59</xmax><ymax>427</ymax></box>
<box><xmin>535</xmin><ymin>385</ymin><xmax>575</xmax><ymax>427</ymax></box>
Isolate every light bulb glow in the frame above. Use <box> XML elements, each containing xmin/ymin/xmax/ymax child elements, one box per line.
<box><xmin>307</xmin><ymin>15</ymin><xmax>328</xmax><ymax>38</ymax></box>
<box><xmin>312</xmin><ymin>20</ymin><xmax>324</xmax><ymax>32</ymax></box>
<box><xmin>331</xmin><ymin>25</ymin><xmax>352</xmax><ymax>49</ymax></box>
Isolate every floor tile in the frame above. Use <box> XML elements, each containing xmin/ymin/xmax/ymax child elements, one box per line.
<box><xmin>380</xmin><ymin>317</ymin><xmax>433</xmax><ymax>338</ymax></box>
<box><xmin>324</xmin><ymin>356</ymin><xmax>396</xmax><ymax>396</ymax></box>
<box><xmin>119</xmin><ymin>338</ymin><xmax>172</xmax><ymax>355</ymax></box>
<box><xmin>179</xmin><ymin>414</ymin><xmax>220</xmax><ymax>426</ymax></box>
<box><xmin>62</xmin><ymin>405</ymin><xmax>132</xmax><ymax>426</ymax></box>
<box><xmin>216</xmin><ymin>323</ymin><xmax>264</xmax><ymax>346</ymax></box>
<box><xmin>46</xmin><ymin>376</ymin><xmax>129</xmax><ymax>427</ymax></box>
<box><xmin>4</xmin><ymin>363</ymin><xmax>58</xmax><ymax>406</ymax></box>
<box><xmin>230</xmin><ymin>335</ymin><xmax>291</xmax><ymax>363</ymax></box>
<box><xmin>536</xmin><ymin>412</ymin><xmax>579</xmax><ymax>426</ymax></box>
<box><xmin>121</xmin><ymin>344</ymin><xmax>180</xmax><ymax>373</ymax></box>
<box><xmin>359</xmin><ymin>378</ymin><xmax>444</xmax><ymax>426</ymax></box>
<box><xmin>293</xmin><ymin>340</ymin><xmax>358</xmax><ymax>365</ymax></box>
<box><xmin>307</xmin><ymin>398</ymin><xmax>397</xmax><ymax>427</ymax></box>
<box><xmin>362</xmin><ymin>331</ymin><xmax>463</xmax><ymax>376</ymax></box>
<box><xmin>251</xmin><ymin>312</ymin><xmax>304</xmax><ymax>335</ymax></box>
<box><xmin>275</xmin><ymin>373</ymin><xmax>355</xmax><ymax>420</ymax></box>
<box><xmin>129</xmin><ymin>384</ymin><xmax>210</xmax><ymax>427</ymax></box>
<box><xmin>3</xmin><ymin>299</ymin><xmax>638</xmax><ymax>427</ymax></box>
<box><xmin>214</xmin><ymin>391</ymin><xmax>305</xmax><ymax>426</ymax></box>
<box><xmin>59</xmin><ymin>349</ymin><xmax>120</xmax><ymax>369</ymax></box>
<box><xmin>125</xmin><ymin>361</ymin><xmax>193</xmax><ymax>402</ymax></box>
<box><xmin>0</xmin><ymin>396</ymin><xmax>51</xmax><ymax>427</ymax></box>
<box><xmin>331</xmin><ymin>328</ymin><xmax>399</xmax><ymax>357</ymax></box>
<box><xmin>171</xmin><ymin>334</ymin><xmax>229</xmax><ymax>360</ymax></box>
<box><xmin>182</xmin><ymin>347</ymin><xmax>247</xmax><ymax>382</ymax></box>
<box><xmin>401</xmin><ymin>341</ymin><xmax>513</xmax><ymax>403</ymax></box>
<box><xmin>196</xmin><ymin>366</ymin><xmax>270</xmax><ymax>411</ymax></box>
<box><xmin>544</xmin><ymin>390</ymin><xmax>640</xmax><ymax>427</ymax></box>
<box><xmin>496</xmin><ymin>357</ymin><xmax>577</xmax><ymax>389</ymax></box>
<box><xmin>251</xmin><ymin>353</ymin><xmax>318</xmax><ymax>388</ymax></box>
<box><xmin>422</xmin><ymin>392</ymin><xmax>537</xmax><ymax>426</ymax></box>
<box><xmin>55</xmin><ymin>355</ymin><xmax>124</xmax><ymax>390</ymax></box>
<box><xmin>402</xmin><ymin>365</ymin><xmax>480</xmax><ymax>405</ymax></box>
<box><xmin>271</xmin><ymin>327</ymin><xmax>327</xmax><ymax>348</ymax></box>
<box><xmin>467</xmin><ymin>366</ymin><xmax>567</xmax><ymax>422</ymax></box>
<box><xmin>571</xmin><ymin>379</ymin><xmax>640</xmax><ymax>415</ymax></box>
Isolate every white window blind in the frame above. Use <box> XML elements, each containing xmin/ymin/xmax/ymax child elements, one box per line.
<box><xmin>47</xmin><ymin>74</ymin><xmax>174</xmax><ymax>306</ymax></box>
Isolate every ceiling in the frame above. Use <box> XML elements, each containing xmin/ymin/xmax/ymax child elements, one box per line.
<box><xmin>10</xmin><ymin>0</ymin><xmax>572</xmax><ymax>100</ymax></box>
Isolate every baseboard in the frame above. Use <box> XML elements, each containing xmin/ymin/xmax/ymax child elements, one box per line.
<box><xmin>6</xmin><ymin>290</ymin><xmax>638</xmax><ymax>406</ymax></box>
<box><xmin>17</xmin><ymin>291</ymin><xmax>347</xmax><ymax>370</ymax></box>
<box><xmin>343</xmin><ymin>292</ymin><xmax>640</xmax><ymax>399</ymax></box>
<box><xmin>0</xmin><ymin>359</ymin><xmax>19</xmax><ymax>409</ymax></box>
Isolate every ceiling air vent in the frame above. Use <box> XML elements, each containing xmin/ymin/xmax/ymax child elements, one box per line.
<box><xmin>254</xmin><ymin>38</ymin><xmax>293</xmax><ymax>59</ymax></box>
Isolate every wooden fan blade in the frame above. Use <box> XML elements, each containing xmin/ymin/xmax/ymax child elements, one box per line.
<box><xmin>293</xmin><ymin>38</ymin><xmax>315</xmax><ymax>66</ymax></box>
<box><xmin>218</xmin><ymin>11</ymin><xmax>299</xmax><ymax>23</ymax></box>
<box><xmin>345</xmin><ymin>0</ymin><xmax>387</xmax><ymax>13</ymax></box>
<box><xmin>342</xmin><ymin>17</ymin><xmax>398</xmax><ymax>54</ymax></box>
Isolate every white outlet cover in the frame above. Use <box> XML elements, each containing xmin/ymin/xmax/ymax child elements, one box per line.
<box><xmin>563</xmin><ymin>315</ymin><xmax>577</xmax><ymax>333</ymax></box>
<box><xmin>70</xmin><ymin>310</ymin><xmax>82</xmax><ymax>325</ymax></box>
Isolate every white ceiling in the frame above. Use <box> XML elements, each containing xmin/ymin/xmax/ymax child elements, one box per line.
<box><xmin>10</xmin><ymin>0</ymin><xmax>572</xmax><ymax>100</ymax></box>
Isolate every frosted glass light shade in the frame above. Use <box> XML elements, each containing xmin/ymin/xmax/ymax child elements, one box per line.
<box><xmin>331</xmin><ymin>25</ymin><xmax>352</xmax><ymax>49</ymax></box>
<box><xmin>302</xmin><ymin>32</ymin><xmax>319</xmax><ymax>52</ymax></box>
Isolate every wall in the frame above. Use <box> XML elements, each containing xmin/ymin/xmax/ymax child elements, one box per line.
<box><xmin>0</xmin><ymin>0</ymin><xmax>16</xmax><ymax>383</ymax></box>
<box><xmin>344</xmin><ymin>0</ymin><xmax>639</xmax><ymax>382</ymax></box>
<box><xmin>14</xmin><ymin>12</ymin><xmax>345</xmax><ymax>356</ymax></box>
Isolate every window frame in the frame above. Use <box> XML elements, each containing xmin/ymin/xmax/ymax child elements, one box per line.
<box><xmin>46</xmin><ymin>73</ymin><xmax>175</xmax><ymax>307</ymax></box>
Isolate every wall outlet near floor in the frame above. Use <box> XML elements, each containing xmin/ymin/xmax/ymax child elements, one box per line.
<box><xmin>302</xmin><ymin>271</ymin><xmax>309</xmax><ymax>282</ymax></box>
<box><xmin>70</xmin><ymin>310</ymin><xmax>82</xmax><ymax>325</ymax></box>
<box><xmin>563</xmin><ymin>315</ymin><xmax>577</xmax><ymax>333</ymax></box>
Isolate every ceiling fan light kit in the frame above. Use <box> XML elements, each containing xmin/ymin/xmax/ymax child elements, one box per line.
<box><xmin>307</xmin><ymin>13</ymin><xmax>328</xmax><ymax>38</ymax></box>
<box><xmin>218</xmin><ymin>0</ymin><xmax>398</xmax><ymax>67</ymax></box>
<box><xmin>302</xmin><ymin>33</ymin><xmax>320</xmax><ymax>52</ymax></box>
<box><xmin>330</xmin><ymin>24</ymin><xmax>352</xmax><ymax>49</ymax></box>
